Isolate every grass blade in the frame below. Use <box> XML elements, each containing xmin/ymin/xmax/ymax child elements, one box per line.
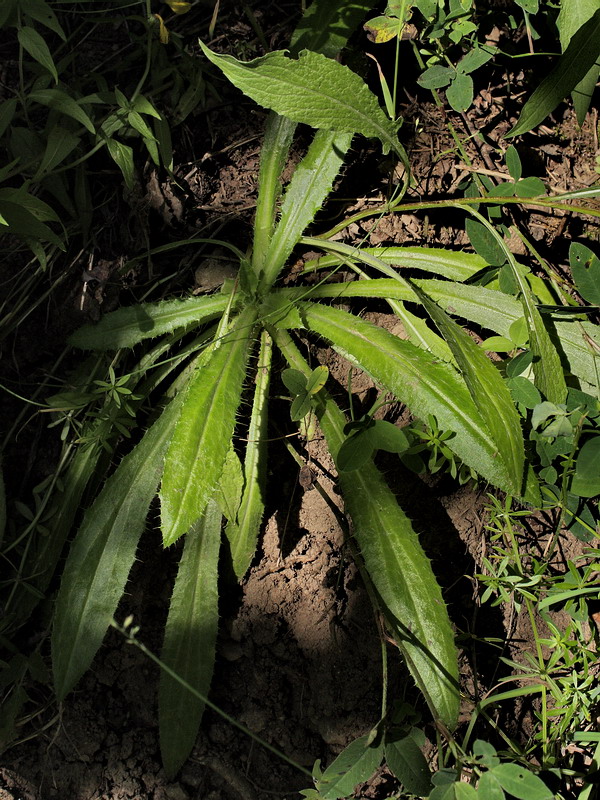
<box><xmin>160</xmin><ymin>306</ymin><xmax>257</xmax><ymax>546</ymax></box>
<box><xmin>159</xmin><ymin>499</ymin><xmax>221</xmax><ymax>778</ymax></box>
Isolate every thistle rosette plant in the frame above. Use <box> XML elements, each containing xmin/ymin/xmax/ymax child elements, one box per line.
<box><xmin>49</xmin><ymin>0</ymin><xmax>597</xmax><ymax>778</ymax></box>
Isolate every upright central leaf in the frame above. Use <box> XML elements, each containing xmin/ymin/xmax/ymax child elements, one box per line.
<box><xmin>200</xmin><ymin>43</ymin><xmax>406</xmax><ymax>163</ymax></box>
<box><xmin>160</xmin><ymin>307</ymin><xmax>257</xmax><ymax>546</ymax></box>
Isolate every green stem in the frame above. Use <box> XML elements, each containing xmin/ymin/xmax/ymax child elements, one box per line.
<box><xmin>314</xmin><ymin>194</ymin><xmax>600</xmax><ymax>241</ymax></box>
<box><xmin>131</xmin><ymin>0</ymin><xmax>154</xmax><ymax>103</ymax></box>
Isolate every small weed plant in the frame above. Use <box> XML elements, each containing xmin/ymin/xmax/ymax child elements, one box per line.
<box><xmin>1</xmin><ymin>0</ymin><xmax>600</xmax><ymax>795</ymax></box>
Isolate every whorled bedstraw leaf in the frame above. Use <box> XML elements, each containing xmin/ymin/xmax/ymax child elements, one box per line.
<box><xmin>199</xmin><ymin>43</ymin><xmax>406</xmax><ymax>162</ymax></box>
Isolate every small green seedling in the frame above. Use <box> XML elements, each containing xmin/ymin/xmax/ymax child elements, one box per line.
<box><xmin>282</xmin><ymin>366</ymin><xmax>328</xmax><ymax>421</ymax></box>
<box><xmin>338</xmin><ymin>416</ymin><xmax>409</xmax><ymax>471</ymax></box>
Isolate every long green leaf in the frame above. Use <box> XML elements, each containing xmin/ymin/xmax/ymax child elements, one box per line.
<box><xmin>0</xmin><ymin>199</ymin><xmax>64</xmax><ymax>248</ymax></box>
<box><xmin>251</xmin><ymin>0</ymin><xmax>378</xmax><ymax>278</ymax></box>
<box><xmin>34</xmin><ymin>126</ymin><xmax>80</xmax><ymax>178</ymax></box>
<box><xmin>252</xmin><ymin>114</ymin><xmax>297</xmax><ymax>277</ymax></box>
<box><xmin>274</xmin><ymin>329</ymin><xmax>459</xmax><ymax>727</ymax></box>
<box><xmin>199</xmin><ymin>44</ymin><xmax>406</xmax><ymax>162</ymax></box>
<box><xmin>226</xmin><ymin>329</ymin><xmax>272</xmax><ymax>579</ymax></box>
<box><xmin>261</xmin><ymin>129</ymin><xmax>353</xmax><ymax>288</ymax></box>
<box><xmin>29</xmin><ymin>88</ymin><xmax>95</xmax><ymax>133</ymax></box>
<box><xmin>159</xmin><ymin>498</ymin><xmax>221</xmax><ymax>778</ymax></box>
<box><xmin>507</xmin><ymin>9</ymin><xmax>600</xmax><ymax>137</ymax></box>
<box><xmin>411</xmin><ymin>282</ymin><xmax>525</xmax><ymax>495</ymax></box>
<box><xmin>69</xmin><ymin>294</ymin><xmax>228</xmax><ymax>351</ymax></box>
<box><xmin>277</xmin><ymin>301</ymin><xmax>519</xmax><ymax>495</ymax></box>
<box><xmin>52</xmin><ymin>391</ymin><xmax>186</xmax><ymax>701</ymax></box>
<box><xmin>18</xmin><ymin>26</ymin><xmax>58</xmax><ymax>83</ymax></box>
<box><xmin>461</xmin><ymin>208</ymin><xmax>567</xmax><ymax>403</ymax></box>
<box><xmin>557</xmin><ymin>0</ymin><xmax>600</xmax><ymax>124</ymax></box>
<box><xmin>274</xmin><ymin>279</ymin><xmax>600</xmax><ymax>390</ymax></box>
<box><xmin>306</xmin><ymin>245</ymin><xmax>488</xmax><ymax>281</ymax></box>
<box><xmin>160</xmin><ymin>306</ymin><xmax>257</xmax><ymax>546</ymax></box>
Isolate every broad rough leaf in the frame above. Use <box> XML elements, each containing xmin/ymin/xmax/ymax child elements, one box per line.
<box><xmin>317</xmin><ymin>735</ymin><xmax>384</xmax><ymax>799</ymax></box>
<box><xmin>385</xmin><ymin>732</ymin><xmax>432</xmax><ymax>795</ymax></box>
<box><xmin>276</xmin><ymin>332</ymin><xmax>460</xmax><ymax>726</ymax></box>
<box><xmin>199</xmin><ymin>43</ymin><xmax>406</xmax><ymax>161</ymax></box>
<box><xmin>276</xmin><ymin>278</ymin><xmax>600</xmax><ymax>392</ymax></box>
<box><xmin>285</xmin><ymin>301</ymin><xmax>523</xmax><ymax>495</ymax></box>
<box><xmin>412</xmin><ymin>283</ymin><xmax>525</xmax><ymax>496</ymax></box>
<box><xmin>570</xmin><ymin>242</ymin><xmax>600</xmax><ymax>305</ymax></box>
<box><xmin>159</xmin><ymin>499</ymin><xmax>221</xmax><ymax>778</ymax></box>
<box><xmin>290</xmin><ymin>0</ymin><xmax>380</xmax><ymax>58</ymax></box>
<box><xmin>226</xmin><ymin>330</ymin><xmax>271</xmax><ymax>578</ymax></box>
<box><xmin>160</xmin><ymin>307</ymin><xmax>257</xmax><ymax>546</ymax></box>
<box><xmin>69</xmin><ymin>294</ymin><xmax>228</xmax><ymax>350</ymax></box>
<box><xmin>491</xmin><ymin>764</ymin><xmax>553</xmax><ymax>800</ymax></box>
<box><xmin>477</xmin><ymin>770</ymin><xmax>505</xmax><ymax>800</ymax></box>
<box><xmin>52</xmin><ymin>391</ymin><xmax>186</xmax><ymax>701</ymax></box>
<box><xmin>507</xmin><ymin>9</ymin><xmax>600</xmax><ymax>136</ymax></box>
<box><xmin>446</xmin><ymin>72</ymin><xmax>473</xmax><ymax>112</ymax></box>
<box><xmin>263</xmin><ymin>129</ymin><xmax>353</xmax><ymax>285</ymax></box>
<box><xmin>571</xmin><ymin>436</ymin><xmax>600</xmax><ymax>497</ymax></box>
